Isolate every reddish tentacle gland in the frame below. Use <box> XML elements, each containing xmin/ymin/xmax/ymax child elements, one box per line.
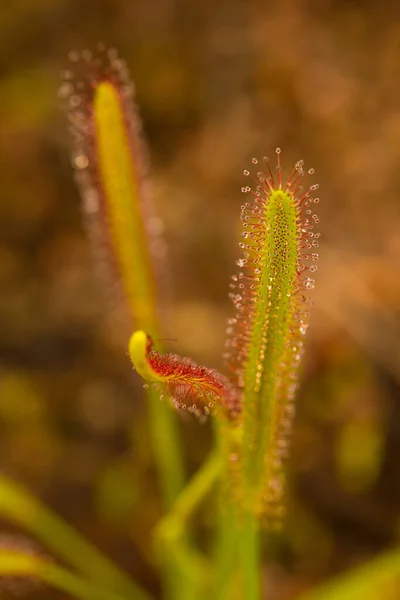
<box><xmin>129</xmin><ymin>330</ymin><xmax>241</xmax><ymax>419</ymax></box>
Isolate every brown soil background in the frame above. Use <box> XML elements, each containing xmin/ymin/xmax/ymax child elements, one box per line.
<box><xmin>1</xmin><ymin>0</ymin><xmax>400</xmax><ymax>598</ymax></box>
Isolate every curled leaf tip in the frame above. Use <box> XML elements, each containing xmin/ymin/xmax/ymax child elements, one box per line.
<box><xmin>128</xmin><ymin>330</ymin><xmax>241</xmax><ymax>419</ymax></box>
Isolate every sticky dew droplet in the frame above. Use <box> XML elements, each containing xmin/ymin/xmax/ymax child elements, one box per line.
<box><xmin>73</xmin><ymin>154</ymin><xmax>89</xmax><ymax>169</ymax></box>
<box><xmin>304</xmin><ymin>278</ymin><xmax>315</xmax><ymax>290</ymax></box>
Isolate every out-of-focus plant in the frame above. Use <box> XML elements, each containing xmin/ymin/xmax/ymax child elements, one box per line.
<box><xmin>298</xmin><ymin>543</ymin><xmax>400</xmax><ymax>600</ymax></box>
<box><xmin>1</xmin><ymin>45</ymin><xmax>396</xmax><ymax>600</ymax></box>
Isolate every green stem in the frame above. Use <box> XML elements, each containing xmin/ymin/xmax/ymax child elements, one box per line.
<box><xmin>147</xmin><ymin>386</ymin><xmax>189</xmax><ymax>600</ymax></box>
<box><xmin>160</xmin><ymin>450</ymin><xmax>222</xmax><ymax>526</ymax></box>
<box><xmin>147</xmin><ymin>386</ymin><xmax>186</xmax><ymax>510</ymax></box>
<box><xmin>155</xmin><ymin>450</ymin><xmax>222</xmax><ymax>600</ymax></box>
<box><xmin>212</xmin><ymin>417</ymin><xmax>246</xmax><ymax>600</ymax></box>
<box><xmin>213</xmin><ymin>495</ymin><xmax>239</xmax><ymax>600</ymax></box>
<box><xmin>238</xmin><ymin>510</ymin><xmax>261</xmax><ymax>600</ymax></box>
<box><xmin>0</xmin><ymin>475</ymin><xmax>150</xmax><ymax>600</ymax></box>
<box><xmin>213</xmin><ymin>468</ymin><xmax>261</xmax><ymax>600</ymax></box>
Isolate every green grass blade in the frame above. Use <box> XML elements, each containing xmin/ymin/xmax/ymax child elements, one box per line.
<box><xmin>298</xmin><ymin>546</ymin><xmax>400</xmax><ymax>600</ymax></box>
<box><xmin>0</xmin><ymin>475</ymin><xmax>150</xmax><ymax>600</ymax></box>
<box><xmin>0</xmin><ymin>549</ymin><xmax>140</xmax><ymax>600</ymax></box>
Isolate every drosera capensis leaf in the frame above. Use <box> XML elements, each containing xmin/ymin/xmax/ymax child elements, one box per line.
<box><xmin>128</xmin><ymin>330</ymin><xmax>241</xmax><ymax>419</ymax></box>
<box><xmin>128</xmin><ymin>150</ymin><xmax>321</xmax><ymax>528</ymax></box>
<box><xmin>60</xmin><ymin>45</ymin><xmax>165</xmax><ymax>335</ymax></box>
<box><xmin>61</xmin><ymin>45</ymin><xmax>187</xmax><ymax>502</ymax></box>
<box><xmin>225</xmin><ymin>149</ymin><xmax>320</xmax><ymax>521</ymax></box>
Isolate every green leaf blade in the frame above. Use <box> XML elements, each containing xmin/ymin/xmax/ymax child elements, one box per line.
<box><xmin>226</xmin><ymin>153</ymin><xmax>320</xmax><ymax>521</ymax></box>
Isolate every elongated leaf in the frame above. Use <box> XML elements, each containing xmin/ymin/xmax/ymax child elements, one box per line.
<box><xmin>0</xmin><ymin>475</ymin><xmax>150</xmax><ymax>600</ymax></box>
<box><xmin>0</xmin><ymin>549</ymin><xmax>139</xmax><ymax>600</ymax></box>
<box><xmin>298</xmin><ymin>546</ymin><xmax>400</xmax><ymax>600</ymax></box>
<box><xmin>226</xmin><ymin>152</ymin><xmax>320</xmax><ymax>520</ymax></box>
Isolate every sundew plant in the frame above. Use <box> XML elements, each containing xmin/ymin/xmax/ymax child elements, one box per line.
<box><xmin>1</xmin><ymin>46</ymin><xmax>398</xmax><ymax>600</ymax></box>
<box><xmin>66</xmin><ymin>45</ymin><xmax>320</xmax><ymax>597</ymax></box>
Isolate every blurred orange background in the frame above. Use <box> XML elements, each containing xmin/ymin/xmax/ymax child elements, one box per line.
<box><xmin>1</xmin><ymin>1</ymin><xmax>400</xmax><ymax>598</ymax></box>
